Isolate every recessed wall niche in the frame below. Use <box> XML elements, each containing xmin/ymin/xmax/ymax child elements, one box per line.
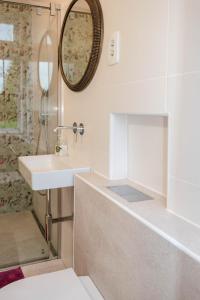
<box><xmin>109</xmin><ymin>113</ymin><xmax>168</xmax><ymax>198</ymax></box>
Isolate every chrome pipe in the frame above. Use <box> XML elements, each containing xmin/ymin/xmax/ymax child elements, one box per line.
<box><xmin>45</xmin><ymin>189</ymin><xmax>52</xmax><ymax>246</ymax></box>
<box><xmin>54</xmin><ymin>123</ymin><xmax>85</xmax><ymax>135</ymax></box>
<box><xmin>54</xmin><ymin>125</ymin><xmax>74</xmax><ymax>132</ymax></box>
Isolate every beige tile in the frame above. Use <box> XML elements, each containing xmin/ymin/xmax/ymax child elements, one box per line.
<box><xmin>74</xmin><ymin>176</ymin><xmax>200</xmax><ymax>300</ymax></box>
<box><xmin>74</xmin><ymin>173</ymin><xmax>200</xmax><ymax>257</ymax></box>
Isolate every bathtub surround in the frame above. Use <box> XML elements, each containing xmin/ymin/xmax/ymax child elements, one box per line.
<box><xmin>74</xmin><ymin>174</ymin><xmax>200</xmax><ymax>300</ymax></box>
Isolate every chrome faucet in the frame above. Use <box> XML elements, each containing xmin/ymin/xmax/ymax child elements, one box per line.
<box><xmin>54</xmin><ymin>122</ymin><xmax>84</xmax><ymax>135</ymax></box>
<box><xmin>54</xmin><ymin>123</ymin><xmax>84</xmax><ymax>155</ymax></box>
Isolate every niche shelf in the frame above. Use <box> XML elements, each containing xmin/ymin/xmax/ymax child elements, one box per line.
<box><xmin>109</xmin><ymin>113</ymin><xmax>168</xmax><ymax>200</ymax></box>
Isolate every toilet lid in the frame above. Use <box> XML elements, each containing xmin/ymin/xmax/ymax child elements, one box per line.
<box><xmin>0</xmin><ymin>268</ymin><xmax>92</xmax><ymax>300</ymax></box>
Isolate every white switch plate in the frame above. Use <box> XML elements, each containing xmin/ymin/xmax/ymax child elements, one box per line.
<box><xmin>108</xmin><ymin>31</ymin><xmax>120</xmax><ymax>65</ymax></box>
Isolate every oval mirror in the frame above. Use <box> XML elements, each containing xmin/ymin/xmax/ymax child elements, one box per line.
<box><xmin>38</xmin><ymin>31</ymin><xmax>54</xmax><ymax>93</ymax></box>
<box><xmin>59</xmin><ymin>0</ymin><xmax>103</xmax><ymax>91</ymax></box>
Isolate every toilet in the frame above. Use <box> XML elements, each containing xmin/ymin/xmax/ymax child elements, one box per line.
<box><xmin>0</xmin><ymin>268</ymin><xmax>104</xmax><ymax>300</ymax></box>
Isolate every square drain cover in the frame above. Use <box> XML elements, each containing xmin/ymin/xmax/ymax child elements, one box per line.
<box><xmin>107</xmin><ymin>185</ymin><xmax>153</xmax><ymax>202</ymax></box>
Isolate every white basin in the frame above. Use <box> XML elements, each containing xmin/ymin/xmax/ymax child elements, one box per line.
<box><xmin>18</xmin><ymin>154</ymin><xmax>90</xmax><ymax>191</ymax></box>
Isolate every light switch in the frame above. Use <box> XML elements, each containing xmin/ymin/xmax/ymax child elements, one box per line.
<box><xmin>108</xmin><ymin>31</ymin><xmax>120</xmax><ymax>65</ymax></box>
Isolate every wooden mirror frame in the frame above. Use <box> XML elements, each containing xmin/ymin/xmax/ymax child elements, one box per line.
<box><xmin>59</xmin><ymin>0</ymin><xmax>104</xmax><ymax>92</ymax></box>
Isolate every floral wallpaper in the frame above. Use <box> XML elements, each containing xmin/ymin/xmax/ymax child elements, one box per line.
<box><xmin>0</xmin><ymin>170</ymin><xmax>32</xmax><ymax>213</ymax></box>
<box><xmin>0</xmin><ymin>3</ymin><xmax>33</xmax><ymax>213</ymax></box>
<box><xmin>62</xmin><ymin>11</ymin><xmax>93</xmax><ymax>84</ymax></box>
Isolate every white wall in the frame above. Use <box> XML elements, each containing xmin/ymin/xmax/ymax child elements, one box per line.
<box><xmin>60</xmin><ymin>0</ymin><xmax>200</xmax><ymax>226</ymax></box>
<box><xmin>61</xmin><ymin>0</ymin><xmax>168</xmax><ymax>176</ymax></box>
<box><xmin>167</xmin><ymin>0</ymin><xmax>200</xmax><ymax>226</ymax></box>
<box><xmin>109</xmin><ymin>113</ymin><xmax>168</xmax><ymax>197</ymax></box>
<box><xmin>127</xmin><ymin>115</ymin><xmax>168</xmax><ymax>196</ymax></box>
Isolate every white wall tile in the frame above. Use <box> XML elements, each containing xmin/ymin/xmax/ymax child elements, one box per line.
<box><xmin>167</xmin><ymin>74</ymin><xmax>200</xmax><ymax>187</ymax></box>
<box><xmin>127</xmin><ymin>115</ymin><xmax>168</xmax><ymax>196</ymax></box>
<box><xmin>61</xmin><ymin>0</ymin><xmax>168</xmax><ymax>178</ymax></box>
<box><xmin>167</xmin><ymin>73</ymin><xmax>200</xmax><ymax>225</ymax></box>
<box><xmin>168</xmin><ymin>0</ymin><xmax>200</xmax><ymax>75</ymax></box>
<box><xmin>60</xmin><ymin>0</ymin><xmax>200</xmax><ymax>227</ymax></box>
<box><xmin>109</xmin><ymin>114</ymin><xmax>128</xmax><ymax>179</ymax></box>
<box><xmin>63</xmin><ymin>77</ymin><xmax>167</xmax><ymax>178</ymax></box>
<box><xmin>99</xmin><ymin>0</ymin><xmax>169</xmax><ymax>84</ymax></box>
<box><xmin>168</xmin><ymin>177</ymin><xmax>200</xmax><ymax>226</ymax></box>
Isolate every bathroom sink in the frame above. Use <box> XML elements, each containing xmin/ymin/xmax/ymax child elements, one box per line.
<box><xmin>18</xmin><ymin>154</ymin><xmax>90</xmax><ymax>191</ymax></box>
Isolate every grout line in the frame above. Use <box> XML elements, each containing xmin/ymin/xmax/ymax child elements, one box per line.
<box><xmin>170</xmin><ymin>176</ymin><xmax>200</xmax><ymax>189</ymax></box>
<box><xmin>126</xmin><ymin>177</ymin><xmax>167</xmax><ymax>199</ymax></box>
<box><xmin>167</xmin><ymin>209</ymin><xmax>200</xmax><ymax>231</ymax></box>
<box><xmin>167</xmin><ymin>70</ymin><xmax>200</xmax><ymax>78</ymax></box>
<box><xmin>164</xmin><ymin>0</ymin><xmax>170</xmax><ymax>113</ymax></box>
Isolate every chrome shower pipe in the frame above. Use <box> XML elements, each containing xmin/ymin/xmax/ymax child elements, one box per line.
<box><xmin>54</xmin><ymin>123</ymin><xmax>85</xmax><ymax>135</ymax></box>
<box><xmin>54</xmin><ymin>125</ymin><xmax>75</xmax><ymax>132</ymax></box>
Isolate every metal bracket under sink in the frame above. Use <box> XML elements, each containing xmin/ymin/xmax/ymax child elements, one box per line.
<box><xmin>51</xmin><ymin>215</ymin><xmax>73</xmax><ymax>224</ymax></box>
<box><xmin>45</xmin><ymin>190</ymin><xmax>73</xmax><ymax>249</ymax></box>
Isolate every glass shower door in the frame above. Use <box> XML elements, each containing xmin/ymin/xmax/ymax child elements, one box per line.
<box><xmin>32</xmin><ymin>3</ymin><xmax>61</xmax><ymax>261</ymax></box>
<box><xmin>0</xmin><ymin>1</ymin><xmax>60</xmax><ymax>269</ymax></box>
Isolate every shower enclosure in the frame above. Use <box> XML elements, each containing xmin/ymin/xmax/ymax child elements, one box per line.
<box><xmin>0</xmin><ymin>0</ymin><xmax>60</xmax><ymax>268</ymax></box>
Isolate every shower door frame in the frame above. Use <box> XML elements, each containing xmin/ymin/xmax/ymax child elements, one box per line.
<box><xmin>0</xmin><ymin>0</ymin><xmax>60</xmax><ymax>10</ymax></box>
<box><xmin>0</xmin><ymin>0</ymin><xmax>63</xmax><ymax>265</ymax></box>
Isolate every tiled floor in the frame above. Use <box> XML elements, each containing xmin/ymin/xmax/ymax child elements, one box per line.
<box><xmin>0</xmin><ymin>211</ymin><xmax>49</xmax><ymax>268</ymax></box>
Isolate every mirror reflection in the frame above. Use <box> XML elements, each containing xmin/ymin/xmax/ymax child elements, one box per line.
<box><xmin>38</xmin><ymin>32</ymin><xmax>53</xmax><ymax>92</ymax></box>
<box><xmin>61</xmin><ymin>0</ymin><xmax>93</xmax><ymax>85</ymax></box>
